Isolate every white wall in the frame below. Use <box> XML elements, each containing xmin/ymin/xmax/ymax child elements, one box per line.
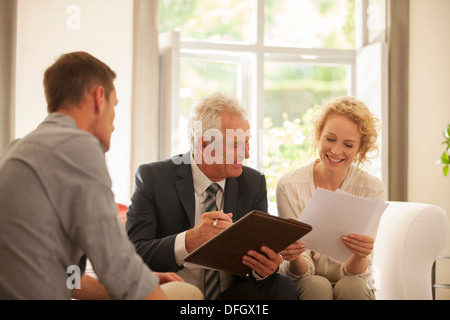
<box><xmin>409</xmin><ymin>0</ymin><xmax>450</xmax><ymax>299</ymax></box>
<box><xmin>14</xmin><ymin>0</ymin><xmax>133</xmax><ymax>203</ymax></box>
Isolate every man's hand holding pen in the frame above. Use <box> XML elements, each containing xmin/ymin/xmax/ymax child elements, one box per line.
<box><xmin>185</xmin><ymin>211</ymin><xmax>233</xmax><ymax>253</ymax></box>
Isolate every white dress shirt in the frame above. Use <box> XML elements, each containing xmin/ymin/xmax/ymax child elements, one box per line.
<box><xmin>174</xmin><ymin>154</ymin><xmax>234</xmax><ymax>294</ymax></box>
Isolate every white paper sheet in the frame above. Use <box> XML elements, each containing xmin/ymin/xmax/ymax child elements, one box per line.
<box><xmin>298</xmin><ymin>188</ymin><xmax>389</xmax><ymax>263</ymax></box>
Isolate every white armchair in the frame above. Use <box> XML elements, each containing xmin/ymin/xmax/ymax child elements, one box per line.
<box><xmin>373</xmin><ymin>201</ymin><xmax>449</xmax><ymax>300</ymax></box>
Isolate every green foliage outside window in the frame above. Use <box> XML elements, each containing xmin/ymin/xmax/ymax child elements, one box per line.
<box><xmin>262</xmin><ymin>107</ymin><xmax>321</xmax><ymax>202</ymax></box>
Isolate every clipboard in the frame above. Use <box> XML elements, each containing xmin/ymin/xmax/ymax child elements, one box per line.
<box><xmin>184</xmin><ymin>210</ymin><xmax>312</xmax><ymax>277</ymax></box>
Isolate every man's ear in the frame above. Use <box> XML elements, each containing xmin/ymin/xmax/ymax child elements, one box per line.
<box><xmin>201</xmin><ymin>138</ymin><xmax>207</xmax><ymax>150</ymax></box>
<box><xmin>192</xmin><ymin>136</ymin><xmax>205</xmax><ymax>163</ymax></box>
<box><xmin>93</xmin><ymin>86</ymin><xmax>105</xmax><ymax>115</ymax></box>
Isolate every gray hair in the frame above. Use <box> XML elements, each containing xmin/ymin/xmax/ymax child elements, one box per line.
<box><xmin>187</xmin><ymin>92</ymin><xmax>248</xmax><ymax>154</ymax></box>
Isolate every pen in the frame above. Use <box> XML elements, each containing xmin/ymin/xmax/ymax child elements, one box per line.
<box><xmin>213</xmin><ymin>210</ymin><xmax>223</xmax><ymax>227</ymax></box>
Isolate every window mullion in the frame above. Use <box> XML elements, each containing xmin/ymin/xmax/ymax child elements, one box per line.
<box><xmin>253</xmin><ymin>0</ymin><xmax>265</xmax><ymax>171</ymax></box>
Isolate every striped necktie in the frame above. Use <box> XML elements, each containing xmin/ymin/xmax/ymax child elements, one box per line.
<box><xmin>204</xmin><ymin>183</ymin><xmax>221</xmax><ymax>300</ymax></box>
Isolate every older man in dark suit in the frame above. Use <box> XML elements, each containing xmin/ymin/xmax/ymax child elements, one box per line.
<box><xmin>126</xmin><ymin>92</ymin><xmax>298</xmax><ymax>300</ymax></box>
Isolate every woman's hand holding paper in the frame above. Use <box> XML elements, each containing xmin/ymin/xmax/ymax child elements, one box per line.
<box><xmin>342</xmin><ymin>234</ymin><xmax>374</xmax><ymax>275</ymax></box>
<box><xmin>342</xmin><ymin>234</ymin><xmax>374</xmax><ymax>258</ymax></box>
<box><xmin>279</xmin><ymin>240</ymin><xmax>309</xmax><ymax>276</ymax></box>
<box><xmin>279</xmin><ymin>240</ymin><xmax>306</xmax><ymax>261</ymax></box>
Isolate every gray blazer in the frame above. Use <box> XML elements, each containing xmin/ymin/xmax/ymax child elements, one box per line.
<box><xmin>126</xmin><ymin>152</ymin><xmax>268</xmax><ymax>272</ymax></box>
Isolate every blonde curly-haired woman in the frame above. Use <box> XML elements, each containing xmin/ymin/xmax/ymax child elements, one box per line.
<box><xmin>277</xmin><ymin>97</ymin><xmax>386</xmax><ymax>300</ymax></box>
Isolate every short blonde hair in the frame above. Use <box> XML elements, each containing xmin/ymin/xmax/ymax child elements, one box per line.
<box><xmin>312</xmin><ymin>96</ymin><xmax>380</xmax><ymax>167</ymax></box>
<box><xmin>187</xmin><ymin>92</ymin><xmax>247</xmax><ymax>154</ymax></box>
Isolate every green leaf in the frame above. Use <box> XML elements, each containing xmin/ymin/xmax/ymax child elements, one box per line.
<box><xmin>441</xmin><ymin>151</ymin><xmax>450</xmax><ymax>164</ymax></box>
<box><xmin>444</xmin><ymin>165</ymin><xmax>449</xmax><ymax>177</ymax></box>
<box><xmin>443</xmin><ymin>124</ymin><xmax>450</xmax><ymax>141</ymax></box>
<box><xmin>445</xmin><ymin>141</ymin><xmax>450</xmax><ymax>152</ymax></box>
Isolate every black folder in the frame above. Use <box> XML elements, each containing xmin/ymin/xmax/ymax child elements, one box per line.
<box><xmin>184</xmin><ymin>210</ymin><xmax>312</xmax><ymax>277</ymax></box>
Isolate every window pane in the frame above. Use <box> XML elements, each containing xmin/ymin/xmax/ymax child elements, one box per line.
<box><xmin>159</xmin><ymin>0</ymin><xmax>254</xmax><ymax>43</ymax></box>
<box><xmin>180</xmin><ymin>59</ymin><xmax>238</xmax><ymax>117</ymax></box>
<box><xmin>173</xmin><ymin>58</ymin><xmax>239</xmax><ymax>155</ymax></box>
<box><xmin>263</xmin><ymin>62</ymin><xmax>350</xmax><ymax>202</ymax></box>
<box><xmin>265</xmin><ymin>0</ymin><xmax>355</xmax><ymax>49</ymax></box>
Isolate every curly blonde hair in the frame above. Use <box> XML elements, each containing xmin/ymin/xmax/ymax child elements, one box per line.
<box><xmin>312</xmin><ymin>97</ymin><xmax>380</xmax><ymax>167</ymax></box>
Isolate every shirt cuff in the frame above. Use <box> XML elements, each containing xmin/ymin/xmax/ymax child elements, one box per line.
<box><xmin>174</xmin><ymin>231</ymin><xmax>189</xmax><ymax>267</ymax></box>
<box><xmin>251</xmin><ymin>270</ymin><xmax>268</xmax><ymax>281</ymax></box>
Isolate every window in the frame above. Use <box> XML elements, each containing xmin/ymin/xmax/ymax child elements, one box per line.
<box><xmin>159</xmin><ymin>0</ymin><xmax>387</xmax><ymax>212</ymax></box>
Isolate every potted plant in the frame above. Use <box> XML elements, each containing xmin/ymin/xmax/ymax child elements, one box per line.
<box><xmin>439</xmin><ymin>124</ymin><xmax>450</xmax><ymax>176</ymax></box>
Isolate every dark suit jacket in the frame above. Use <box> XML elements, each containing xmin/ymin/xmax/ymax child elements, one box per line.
<box><xmin>126</xmin><ymin>152</ymin><xmax>268</xmax><ymax>273</ymax></box>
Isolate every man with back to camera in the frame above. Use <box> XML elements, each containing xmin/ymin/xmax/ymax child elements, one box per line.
<box><xmin>0</xmin><ymin>51</ymin><xmax>202</xmax><ymax>300</ymax></box>
<box><xmin>126</xmin><ymin>92</ymin><xmax>298</xmax><ymax>299</ymax></box>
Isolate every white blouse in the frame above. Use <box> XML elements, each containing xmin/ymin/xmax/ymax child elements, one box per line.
<box><xmin>276</xmin><ymin>160</ymin><xmax>386</xmax><ymax>289</ymax></box>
